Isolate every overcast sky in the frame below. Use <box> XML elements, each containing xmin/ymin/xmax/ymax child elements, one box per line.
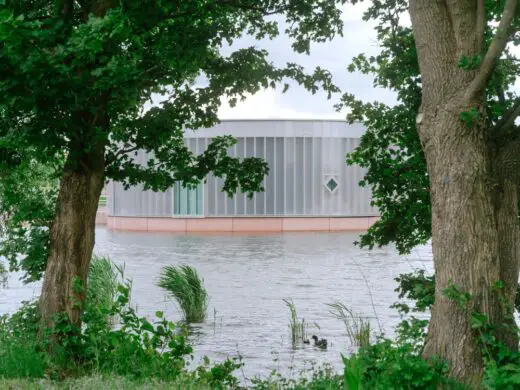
<box><xmin>149</xmin><ymin>3</ymin><xmax>519</xmax><ymax>120</ymax></box>
<box><xmin>217</xmin><ymin>2</ymin><xmax>397</xmax><ymax>120</ymax></box>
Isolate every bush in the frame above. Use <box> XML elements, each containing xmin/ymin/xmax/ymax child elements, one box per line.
<box><xmin>349</xmin><ymin>339</ymin><xmax>455</xmax><ymax>389</ymax></box>
<box><xmin>157</xmin><ymin>265</ymin><xmax>208</xmax><ymax>323</ymax></box>
<box><xmin>0</xmin><ymin>301</ymin><xmax>46</xmax><ymax>379</ymax></box>
<box><xmin>250</xmin><ymin>363</ymin><xmax>343</xmax><ymax>389</ymax></box>
<box><xmin>0</xmin><ymin>261</ymin><xmax>239</xmax><ymax>387</ymax></box>
<box><xmin>339</xmin><ymin>315</ymin><xmax>464</xmax><ymax>390</ymax></box>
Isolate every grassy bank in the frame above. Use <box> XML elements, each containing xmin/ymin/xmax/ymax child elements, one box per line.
<box><xmin>0</xmin><ymin>376</ymin><xmax>213</xmax><ymax>390</ymax></box>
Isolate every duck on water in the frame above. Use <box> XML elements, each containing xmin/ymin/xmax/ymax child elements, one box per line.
<box><xmin>311</xmin><ymin>335</ymin><xmax>327</xmax><ymax>349</ymax></box>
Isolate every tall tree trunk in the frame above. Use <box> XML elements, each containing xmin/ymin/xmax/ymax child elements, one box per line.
<box><xmin>39</xmin><ymin>146</ymin><xmax>105</xmax><ymax>329</ymax></box>
<box><xmin>409</xmin><ymin>0</ymin><xmax>520</xmax><ymax>383</ymax></box>
<box><xmin>39</xmin><ymin>0</ymin><xmax>114</xmax><ymax>335</ymax></box>
<box><xmin>420</xmin><ymin>106</ymin><xmax>519</xmax><ymax>383</ymax></box>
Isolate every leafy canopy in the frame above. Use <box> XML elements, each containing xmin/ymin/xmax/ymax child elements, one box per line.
<box><xmin>0</xmin><ymin>0</ymin><xmax>348</xmax><ymax>280</ymax></box>
<box><xmin>338</xmin><ymin>0</ymin><xmax>520</xmax><ymax>254</ymax></box>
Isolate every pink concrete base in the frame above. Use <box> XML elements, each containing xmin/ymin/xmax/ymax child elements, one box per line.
<box><xmin>233</xmin><ymin>218</ymin><xmax>283</xmax><ymax>232</ymax></box>
<box><xmin>105</xmin><ymin>216</ymin><xmax>378</xmax><ymax>232</ymax></box>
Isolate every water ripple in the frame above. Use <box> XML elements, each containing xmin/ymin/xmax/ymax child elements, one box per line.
<box><xmin>0</xmin><ymin>227</ymin><xmax>433</xmax><ymax>379</ymax></box>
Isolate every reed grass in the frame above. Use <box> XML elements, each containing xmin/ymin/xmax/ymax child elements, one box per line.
<box><xmin>0</xmin><ymin>260</ymin><xmax>6</xmax><ymax>288</ymax></box>
<box><xmin>327</xmin><ymin>302</ymin><xmax>371</xmax><ymax>348</ymax></box>
<box><xmin>87</xmin><ymin>256</ymin><xmax>120</xmax><ymax>323</ymax></box>
<box><xmin>157</xmin><ymin>265</ymin><xmax>208</xmax><ymax>323</ymax></box>
<box><xmin>283</xmin><ymin>299</ymin><xmax>307</xmax><ymax>345</ymax></box>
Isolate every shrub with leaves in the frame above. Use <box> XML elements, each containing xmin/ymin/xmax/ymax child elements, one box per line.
<box><xmin>0</xmin><ymin>263</ymin><xmax>240</xmax><ymax>386</ymax></box>
<box><xmin>76</xmin><ymin>284</ymin><xmax>193</xmax><ymax>380</ymax></box>
<box><xmin>0</xmin><ymin>159</ymin><xmax>59</xmax><ymax>283</ymax></box>
<box><xmin>250</xmin><ymin>362</ymin><xmax>343</xmax><ymax>390</ymax></box>
<box><xmin>0</xmin><ymin>300</ymin><xmax>45</xmax><ymax>379</ymax></box>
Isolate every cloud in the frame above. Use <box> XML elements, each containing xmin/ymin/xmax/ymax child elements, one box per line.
<box><xmin>218</xmin><ymin>88</ymin><xmax>337</xmax><ymax>119</ymax></box>
<box><xmin>145</xmin><ymin>3</ymin><xmax>401</xmax><ymax>120</ymax></box>
<box><xmin>218</xmin><ymin>2</ymin><xmax>397</xmax><ymax>119</ymax></box>
<box><xmin>146</xmin><ymin>3</ymin><xmax>520</xmax><ymax>122</ymax></box>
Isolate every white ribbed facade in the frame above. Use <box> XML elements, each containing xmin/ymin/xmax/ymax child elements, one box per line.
<box><xmin>108</xmin><ymin>119</ymin><xmax>377</xmax><ymax>219</ymax></box>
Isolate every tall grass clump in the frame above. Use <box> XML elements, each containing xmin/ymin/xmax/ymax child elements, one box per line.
<box><xmin>342</xmin><ymin>353</ymin><xmax>363</xmax><ymax>390</ymax></box>
<box><xmin>86</xmin><ymin>256</ymin><xmax>120</xmax><ymax>328</ymax></box>
<box><xmin>158</xmin><ymin>265</ymin><xmax>208</xmax><ymax>323</ymax></box>
<box><xmin>283</xmin><ymin>299</ymin><xmax>308</xmax><ymax>345</ymax></box>
<box><xmin>87</xmin><ymin>256</ymin><xmax>120</xmax><ymax>310</ymax></box>
<box><xmin>328</xmin><ymin>302</ymin><xmax>371</xmax><ymax>348</ymax></box>
<box><xmin>0</xmin><ymin>260</ymin><xmax>6</xmax><ymax>288</ymax></box>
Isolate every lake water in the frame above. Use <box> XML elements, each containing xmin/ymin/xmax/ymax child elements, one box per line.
<box><xmin>0</xmin><ymin>227</ymin><xmax>433</xmax><ymax>382</ymax></box>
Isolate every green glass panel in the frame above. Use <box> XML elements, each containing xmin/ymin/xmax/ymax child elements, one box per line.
<box><xmin>173</xmin><ymin>182</ymin><xmax>203</xmax><ymax>216</ymax></box>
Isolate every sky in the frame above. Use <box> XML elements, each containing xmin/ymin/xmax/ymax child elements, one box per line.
<box><xmin>149</xmin><ymin>3</ymin><xmax>519</xmax><ymax>121</ymax></box>
<box><xmin>217</xmin><ymin>2</ymin><xmax>393</xmax><ymax>120</ymax></box>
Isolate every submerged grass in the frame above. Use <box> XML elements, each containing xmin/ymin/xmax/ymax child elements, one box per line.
<box><xmin>157</xmin><ymin>265</ymin><xmax>208</xmax><ymax>323</ymax></box>
<box><xmin>327</xmin><ymin>302</ymin><xmax>371</xmax><ymax>348</ymax></box>
<box><xmin>283</xmin><ymin>299</ymin><xmax>308</xmax><ymax>345</ymax></box>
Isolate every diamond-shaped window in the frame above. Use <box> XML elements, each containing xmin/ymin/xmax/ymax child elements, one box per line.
<box><xmin>325</xmin><ymin>177</ymin><xmax>339</xmax><ymax>193</ymax></box>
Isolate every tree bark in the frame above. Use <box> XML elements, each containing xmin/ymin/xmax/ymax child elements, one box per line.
<box><xmin>39</xmin><ymin>146</ymin><xmax>105</xmax><ymax>329</ymax></box>
<box><xmin>420</xmin><ymin>106</ymin><xmax>519</xmax><ymax>383</ymax></box>
<box><xmin>39</xmin><ymin>0</ymin><xmax>115</xmax><ymax>334</ymax></box>
<box><xmin>409</xmin><ymin>0</ymin><xmax>520</xmax><ymax>384</ymax></box>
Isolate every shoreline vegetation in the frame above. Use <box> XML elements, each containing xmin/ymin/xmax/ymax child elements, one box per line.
<box><xmin>2</xmin><ymin>259</ymin><xmax>512</xmax><ymax>389</ymax></box>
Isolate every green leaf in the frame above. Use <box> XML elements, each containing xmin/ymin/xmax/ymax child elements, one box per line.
<box><xmin>141</xmin><ymin>320</ymin><xmax>154</xmax><ymax>333</ymax></box>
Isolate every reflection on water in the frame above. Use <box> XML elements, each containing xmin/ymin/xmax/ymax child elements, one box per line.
<box><xmin>0</xmin><ymin>227</ymin><xmax>433</xmax><ymax>380</ymax></box>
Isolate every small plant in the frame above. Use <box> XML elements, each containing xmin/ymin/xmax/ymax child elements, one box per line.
<box><xmin>250</xmin><ymin>362</ymin><xmax>342</xmax><ymax>389</ymax></box>
<box><xmin>158</xmin><ymin>265</ymin><xmax>208</xmax><ymax>323</ymax></box>
<box><xmin>342</xmin><ymin>353</ymin><xmax>363</xmax><ymax>390</ymax></box>
<box><xmin>283</xmin><ymin>299</ymin><xmax>308</xmax><ymax>345</ymax></box>
<box><xmin>0</xmin><ymin>300</ymin><xmax>44</xmax><ymax>379</ymax></box>
<box><xmin>327</xmin><ymin>302</ymin><xmax>371</xmax><ymax>348</ymax></box>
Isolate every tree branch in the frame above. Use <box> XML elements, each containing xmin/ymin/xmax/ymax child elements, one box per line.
<box><xmin>491</xmin><ymin>97</ymin><xmax>520</xmax><ymax>139</ymax></box>
<box><xmin>465</xmin><ymin>0</ymin><xmax>518</xmax><ymax>101</ymax></box>
<box><xmin>106</xmin><ymin>145</ymin><xmax>141</xmax><ymax>165</ymax></box>
<box><xmin>217</xmin><ymin>0</ymin><xmax>306</xmax><ymax>16</ymax></box>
